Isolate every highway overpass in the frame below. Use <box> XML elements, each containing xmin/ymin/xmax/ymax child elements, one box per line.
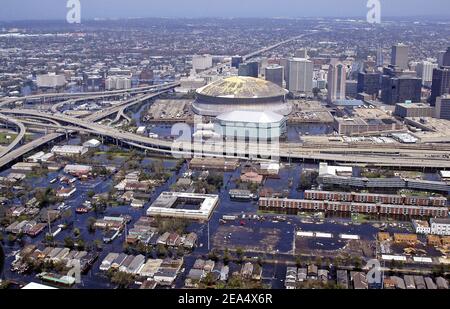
<box><xmin>0</xmin><ymin>114</ymin><xmax>26</xmax><ymax>158</ymax></box>
<box><xmin>2</xmin><ymin>108</ymin><xmax>450</xmax><ymax>170</ymax></box>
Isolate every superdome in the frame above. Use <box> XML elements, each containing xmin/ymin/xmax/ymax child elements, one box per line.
<box><xmin>216</xmin><ymin>110</ymin><xmax>284</xmax><ymax>124</ymax></box>
<box><xmin>193</xmin><ymin>76</ymin><xmax>291</xmax><ymax>116</ymax></box>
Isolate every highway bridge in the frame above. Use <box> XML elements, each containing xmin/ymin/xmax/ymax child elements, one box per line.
<box><xmin>200</xmin><ymin>33</ymin><xmax>311</xmax><ymax>76</ymax></box>
<box><xmin>0</xmin><ymin>84</ymin><xmax>177</xmax><ymax>168</ymax></box>
<box><xmin>0</xmin><ymin>81</ymin><xmax>180</xmax><ymax>108</ymax></box>
<box><xmin>0</xmin><ymin>132</ymin><xmax>64</xmax><ymax>169</ymax></box>
<box><xmin>2</xmin><ymin>108</ymin><xmax>450</xmax><ymax>170</ymax></box>
<box><xmin>0</xmin><ymin>114</ymin><xmax>26</xmax><ymax>158</ymax></box>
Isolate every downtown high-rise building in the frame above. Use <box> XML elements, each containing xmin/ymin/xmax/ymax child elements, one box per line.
<box><xmin>416</xmin><ymin>61</ymin><xmax>438</xmax><ymax>87</ymax></box>
<box><xmin>357</xmin><ymin>71</ymin><xmax>381</xmax><ymax>97</ymax></box>
<box><xmin>376</xmin><ymin>47</ymin><xmax>384</xmax><ymax>67</ymax></box>
<box><xmin>294</xmin><ymin>48</ymin><xmax>308</xmax><ymax>59</ymax></box>
<box><xmin>238</xmin><ymin>61</ymin><xmax>259</xmax><ymax>78</ymax></box>
<box><xmin>381</xmin><ymin>75</ymin><xmax>422</xmax><ymax>105</ymax></box>
<box><xmin>430</xmin><ymin>67</ymin><xmax>450</xmax><ymax>105</ymax></box>
<box><xmin>286</xmin><ymin>58</ymin><xmax>313</xmax><ymax>96</ymax></box>
<box><xmin>327</xmin><ymin>60</ymin><xmax>347</xmax><ymax>103</ymax></box>
<box><xmin>265</xmin><ymin>65</ymin><xmax>284</xmax><ymax>87</ymax></box>
<box><xmin>435</xmin><ymin>95</ymin><xmax>450</xmax><ymax>120</ymax></box>
<box><xmin>442</xmin><ymin>47</ymin><xmax>450</xmax><ymax>67</ymax></box>
<box><xmin>192</xmin><ymin>54</ymin><xmax>213</xmax><ymax>72</ymax></box>
<box><xmin>391</xmin><ymin>44</ymin><xmax>410</xmax><ymax>70</ymax></box>
<box><xmin>231</xmin><ymin>55</ymin><xmax>244</xmax><ymax>69</ymax></box>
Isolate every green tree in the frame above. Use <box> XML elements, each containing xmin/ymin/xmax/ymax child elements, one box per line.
<box><xmin>236</xmin><ymin>247</ymin><xmax>244</xmax><ymax>263</ymax></box>
<box><xmin>156</xmin><ymin>244</ymin><xmax>168</xmax><ymax>258</ymax></box>
<box><xmin>111</xmin><ymin>271</ymin><xmax>134</xmax><ymax>288</ymax></box>
<box><xmin>87</xmin><ymin>217</ymin><xmax>96</xmax><ymax>233</ymax></box>
<box><xmin>64</xmin><ymin>236</ymin><xmax>75</xmax><ymax>249</ymax></box>
<box><xmin>73</xmin><ymin>228</ymin><xmax>81</xmax><ymax>238</ymax></box>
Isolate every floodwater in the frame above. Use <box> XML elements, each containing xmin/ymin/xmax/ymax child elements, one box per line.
<box><xmin>1</xmin><ymin>128</ymin><xmax>447</xmax><ymax>289</ymax></box>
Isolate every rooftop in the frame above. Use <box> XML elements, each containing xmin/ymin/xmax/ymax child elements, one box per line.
<box><xmin>216</xmin><ymin>110</ymin><xmax>284</xmax><ymax>124</ymax></box>
<box><xmin>146</xmin><ymin>192</ymin><xmax>219</xmax><ymax>220</ymax></box>
<box><xmin>196</xmin><ymin>76</ymin><xmax>287</xmax><ymax>99</ymax></box>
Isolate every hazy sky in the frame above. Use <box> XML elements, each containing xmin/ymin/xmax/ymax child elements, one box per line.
<box><xmin>1</xmin><ymin>0</ymin><xmax>449</xmax><ymax>21</ymax></box>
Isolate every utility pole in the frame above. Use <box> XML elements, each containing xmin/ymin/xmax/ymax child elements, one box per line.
<box><xmin>47</xmin><ymin>211</ymin><xmax>52</xmax><ymax>236</ymax></box>
<box><xmin>207</xmin><ymin>221</ymin><xmax>210</xmax><ymax>252</ymax></box>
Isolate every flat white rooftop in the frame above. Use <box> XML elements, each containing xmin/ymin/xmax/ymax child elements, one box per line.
<box><xmin>146</xmin><ymin>191</ymin><xmax>219</xmax><ymax>221</ymax></box>
<box><xmin>440</xmin><ymin>170</ymin><xmax>450</xmax><ymax>179</ymax></box>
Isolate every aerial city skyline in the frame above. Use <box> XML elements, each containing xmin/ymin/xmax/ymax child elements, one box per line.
<box><xmin>0</xmin><ymin>0</ymin><xmax>449</xmax><ymax>298</ymax></box>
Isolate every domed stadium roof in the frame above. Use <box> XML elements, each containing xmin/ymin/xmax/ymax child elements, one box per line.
<box><xmin>196</xmin><ymin>76</ymin><xmax>287</xmax><ymax>99</ymax></box>
<box><xmin>217</xmin><ymin>110</ymin><xmax>284</xmax><ymax>124</ymax></box>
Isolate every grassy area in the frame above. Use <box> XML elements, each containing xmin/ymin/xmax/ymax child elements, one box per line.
<box><xmin>351</xmin><ymin>213</ymin><xmax>371</xmax><ymax>224</ymax></box>
<box><xmin>94</xmin><ymin>151</ymin><xmax>131</xmax><ymax>158</ymax></box>
<box><xmin>0</xmin><ymin>132</ymin><xmax>18</xmax><ymax>145</ymax></box>
<box><xmin>257</xmin><ymin>210</ymin><xmax>280</xmax><ymax>215</ymax></box>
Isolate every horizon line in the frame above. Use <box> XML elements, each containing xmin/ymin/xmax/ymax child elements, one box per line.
<box><xmin>1</xmin><ymin>14</ymin><xmax>450</xmax><ymax>23</ymax></box>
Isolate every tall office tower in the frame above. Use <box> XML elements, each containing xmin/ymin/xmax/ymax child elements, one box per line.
<box><xmin>238</xmin><ymin>63</ymin><xmax>251</xmax><ymax>77</ymax></box>
<box><xmin>265</xmin><ymin>65</ymin><xmax>284</xmax><ymax>87</ymax></box>
<box><xmin>259</xmin><ymin>57</ymin><xmax>269</xmax><ymax>74</ymax></box>
<box><xmin>391</xmin><ymin>44</ymin><xmax>410</xmax><ymax>70</ymax></box>
<box><xmin>442</xmin><ymin>47</ymin><xmax>450</xmax><ymax>66</ymax></box>
<box><xmin>381</xmin><ymin>75</ymin><xmax>422</xmax><ymax>105</ymax></box>
<box><xmin>238</xmin><ymin>62</ymin><xmax>259</xmax><ymax>78</ymax></box>
<box><xmin>416</xmin><ymin>61</ymin><xmax>438</xmax><ymax>87</ymax></box>
<box><xmin>438</xmin><ymin>50</ymin><xmax>446</xmax><ymax>67</ymax></box>
<box><xmin>376</xmin><ymin>47</ymin><xmax>384</xmax><ymax>66</ymax></box>
<box><xmin>295</xmin><ymin>48</ymin><xmax>308</xmax><ymax>59</ymax></box>
<box><xmin>357</xmin><ymin>71</ymin><xmax>381</xmax><ymax>97</ymax></box>
<box><xmin>345</xmin><ymin>80</ymin><xmax>358</xmax><ymax>98</ymax></box>
<box><xmin>287</xmin><ymin>58</ymin><xmax>313</xmax><ymax>96</ymax></box>
<box><xmin>327</xmin><ymin>59</ymin><xmax>347</xmax><ymax>103</ymax></box>
<box><xmin>192</xmin><ymin>54</ymin><xmax>213</xmax><ymax>72</ymax></box>
<box><xmin>247</xmin><ymin>61</ymin><xmax>259</xmax><ymax>77</ymax></box>
<box><xmin>435</xmin><ymin>95</ymin><xmax>450</xmax><ymax>120</ymax></box>
<box><xmin>231</xmin><ymin>55</ymin><xmax>243</xmax><ymax>69</ymax></box>
<box><xmin>280</xmin><ymin>58</ymin><xmax>289</xmax><ymax>83</ymax></box>
<box><xmin>430</xmin><ymin>67</ymin><xmax>450</xmax><ymax>105</ymax></box>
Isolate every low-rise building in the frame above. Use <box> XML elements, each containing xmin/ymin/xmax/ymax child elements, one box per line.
<box><xmin>285</xmin><ymin>267</ymin><xmax>297</xmax><ymax>289</ymax></box>
<box><xmin>100</xmin><ymin>253</ymin><xmax>119</xmax><ymax>271</ymax></box>
<box><xmin>336</xmin><ymin>270</ymin><xmax>349</xmax><ymax>289</ymax></box>
<box><xmin>64</xmin><ymin>164</ymin><xmax>92</xmax><ymax>175</ymax></box>
<box><xmin>83</xmin><ymin>139</ymin><xmax>101</xmax><ymax>148</ymax></box>
<box><xmin>412</xmin><ymin>220</ymin><xmax>431</xmax><ymax>234</ymax></box>
<box><xmin>11</xmin><ymin>162</ymin><xmax>40</xmax><ymax>171</ymax></box>
<box><xmin>436</xmin><ymin>277</ymin><xmax>449</xmax><ymax>289</ymax></box>
<box><xmin>147</xmin><ymin>191</ymin><xmax>219</xmax><ymax>221</ymax></box>
<box><xmin>430</xmin><ymin>218</ymin><xmax>450</xmax><ymax>236</ymax></box>
<box><xmin>404</xmin><ymin>275</ymin><xmax>416</xmax><ymax>289</ymax></box>
<box><xmin>51</xmin><ymin>145</ymin><xmax>88</xmax><ymax>156</ymax></box>
<box><xmin>351</xmin><ymin>272</ymin><xmax>368</xmax><ymax>289</ymax></box>
<box><xmin>394</xmin><ymin>102</ymin><xmax>434</xmax><ymax>118</ymax></box>
<box><xmin>56</xmin><ymin>187</ymin><xmax>76</xmax><ymax>198</ymax></box>
<box><xmin>394</xmin><ymin>233</ymin><xmax>418</xmax><ymax>244</ymax></box>
<box><xmin>297</xmin><ymin>268</ymin><xmax>307</xmax><ymax>282</ymax></box>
